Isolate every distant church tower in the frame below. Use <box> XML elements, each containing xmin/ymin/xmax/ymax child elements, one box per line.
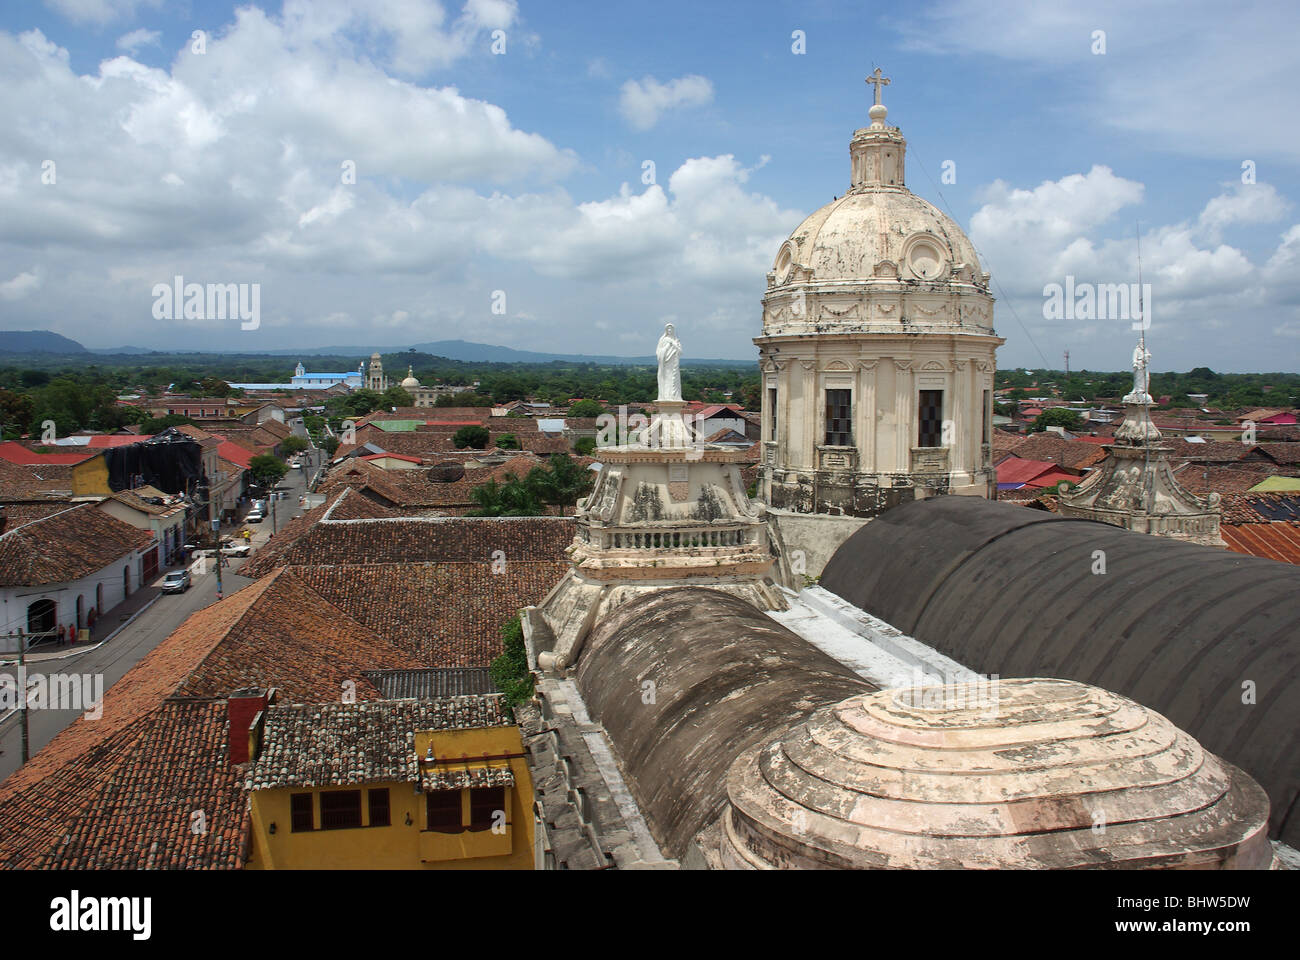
<box><xmin>294</xmin><ymin>361</ymin><xmax>306</xmax><ymax>378</ymax></box>
<box><xmin>755</xmin><ymin>71</ymin><xmax>1004</xmax><ymax>573</ymax></box>
<box><xmin>1057</xmin><ymin>333</ymin><xmax>1223</xmax><ymax>545</ymax></box>
<box><xmin>366</xmin><ymin>352</ymin><xmax>388</xmax><ymax>392</ymax></box>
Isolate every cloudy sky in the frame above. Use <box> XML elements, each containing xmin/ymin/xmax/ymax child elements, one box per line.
<box><xmin>1</xmin><ymin>0</ymin><xmax>1298</xmax><ymax>371</ymax></box>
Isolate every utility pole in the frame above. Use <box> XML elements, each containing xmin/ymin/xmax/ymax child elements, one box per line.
<box><xmin>1064</xmin><ymin>349</ymin><xmax>1070</xmax><ymax>380</ymax></box>
<box><xmin>210</xmin><ymin>496</ymin><xmax>224</xmax><ymax>600</ymax></box>
<box><xmin>18</xmin><ymin>636</ymin><xmax>29</xmax><ymax>764</ymax></box>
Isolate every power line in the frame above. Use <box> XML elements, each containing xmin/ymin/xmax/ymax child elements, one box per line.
<box><xmin>910</xmin><ymin>145</ymin><xmax>1055</xmax><ymax>371</ymax></box>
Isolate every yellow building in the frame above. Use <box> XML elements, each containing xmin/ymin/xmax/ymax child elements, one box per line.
<box><xmin>245</xmin><ymin>695</ymin><xmax>536</xmax><ymax>870</ymax></box>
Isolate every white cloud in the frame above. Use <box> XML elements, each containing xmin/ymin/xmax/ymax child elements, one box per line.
<box><xmin>619</xmin><ymin>75</ymin><xmax>714</xmax><ymax>131</ymax></box>
<box><xmin>969</xmin><ymin>166</ymin><xmax>1300</xmax><ymax>368</ymax></box>
<box><xmin>115</xmin><ymin>28</ymin><xmax>160</xmax><ymax>54</ymax></box>
<box><xmin>0</xmin><ymin>12</ymin><xmax>790</xmax><ymax>358</ymax></box>
<box><xmin>279</xmin><ymin>0</ymin><xmax>518</xmax><ymax>76</ymax></box>
<box><xmin>899</xmin><ymin>0</ymin><xmax>1300</xmax><ymax>162</ymax></box>
<box><xmin>44</xmin><ymin>0</ymin><xmax>161</xmax><ymax>26</ymax></box>
<box><xmin>0</xmin><ymin>269</ymin><xmax>40</xmax><ymax>301</ymax></box>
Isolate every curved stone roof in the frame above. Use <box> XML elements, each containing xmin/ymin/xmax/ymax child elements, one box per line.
<box><xmin>573</xmin><ymin>588</ymin><xmax>871</xmax><ymax>858</ymax></box>
<box><xmin>778</xmin><ymin>188</ymin><xmax>982</xmax><ymax>285</ymax></box>
<box><xmin>721</xmin><ymin>679</ymin><xmax>1273</xmax><ymax>869</ymax></box>
<box><xmin>820</xmin><ymin>495</ymin><xmax>1300</xmax><ymax>847</ymax></box>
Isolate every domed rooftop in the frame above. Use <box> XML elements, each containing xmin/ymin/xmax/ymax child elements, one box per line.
<box><xmin>774</xmin><ymin>188</ymin><xmax>983</xmax><ymax>286</ymax></box>
<box><xmin>759</xmin><ymin>74</ymin><xmax>995</xmax><ymax>338</ymax></box>
<box><xmin>719</xmin><ymin>678</ymin><xmax>1274</xmax><ymax>870</ymax></box>
<box><xmin>401</xmin><ymin>365</ymin><xmax>420</xmax><ymax>389</ymax></box>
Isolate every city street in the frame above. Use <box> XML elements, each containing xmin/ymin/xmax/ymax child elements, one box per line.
<box><xmin>0</xmin><ymin>552</ymin><xmax>256</xmax><ymax>782</ymax></box>
<box><xmin>0</xmin><ymin>422</ymin><xmax>320</xmax><ymax>783</ymax></box>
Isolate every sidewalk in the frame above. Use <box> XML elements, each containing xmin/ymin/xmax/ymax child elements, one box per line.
<box><xmin>3</xmin><ymin>579</ymin><xmax>163</xmax><ymax>666</ymax></box>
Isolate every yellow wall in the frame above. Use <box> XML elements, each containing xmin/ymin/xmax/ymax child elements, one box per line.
<box><xmin>247</xmin><ymin>724</ymin><xmax>534</xmax><ymax>870</ymax></box>
<box><xmin>72</xmin><ymin>455</ymin><xmax>110</xmax><ymax>497</ymax></box>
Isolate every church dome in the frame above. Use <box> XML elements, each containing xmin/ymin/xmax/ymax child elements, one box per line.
<box><xmin>401</xmin><ymin>365</ymin><xmax>420</xmax><ymax>389</ymax></box>
<box><xmin>719</xmin><ymin>678</ymin><xmax>1274</xmax><ymax>869</ymax></box>
<box><xmin>774</xmin><ymin>188</ymin><xmax>983</xmax><ymax>286</ymax></box>
<box><xmin>759</xmin><ymin>79</ymin><xmax>995</xmax><ymax>338</ymax></box>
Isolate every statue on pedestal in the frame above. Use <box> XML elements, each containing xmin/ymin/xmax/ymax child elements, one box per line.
<box><xmin>1125</xmin><ymin>339</ymin><xmax>1152</xmax><ymax>403</ymax></box>
<box><xmin>656</xmin><ymin>324</ymin><xmax>682</xmax><ymax>402</ymax></box>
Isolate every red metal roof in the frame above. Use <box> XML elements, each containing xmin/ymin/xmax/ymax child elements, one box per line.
<box><xmin>361</xmin><ymin>453</ymin><xmax>424</xmax><ymax>464</ymax></box>
<box><xmin>85</xmin><ymin>435</ymin><xmax>146</xmax><ymax>448</ymax></box>
<box><xmin>1221</xmin><ymin>522</ymin><xmax>1300</xmax><ymax>565</ymax></box>
<box><xmin>997</xmin><ymin>457</ymin><xmax>1061</xmax><ymax>485</ymax></box>
<box><xmin>1023</xmin><ymin>467</ymin><xmax>1081</xmax><ymax>489</ymax></box>
<box><xmin>0</xmin><ymin>441</ymin><xmax>95</xmax><ymax>465</ymax></box>
<box><xmin>215</xmin><ymin>440</ymin><xmax>253</xmax><ymax>469</ymax></box>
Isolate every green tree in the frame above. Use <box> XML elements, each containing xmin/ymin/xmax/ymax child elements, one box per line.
<box><xmin>249</xmin><ymin>453</ymin><xmax>289</xmax><ymax>487</ymax></box>
<box><xmin>453</xmin><ymin>424</ymin><xmax>491</xmax><ymax>449</ymax></box>
<box><xmin>573</xmin><ymin>436</ymin><xmax>596</xmax><ymax>456</ymax></box>
<box><xmin>0</xmin><ymin>388</ymin><xmax>35</xmax><ymax>437</ymax></box>
<box><xmin>320</xmin><ymin>435</ymin><xmax>340</xmax><ymax>457</ymax></box>
<box><xmin>567</xmin><ymin>399</ymin><xmax>604</xmax><ymax>418</ymax></box>
<box><xmin>489</xmin><ymin>615</ymin><xmax>534</xmax><ymax>710</ymax></box>
<box><xmin>1031</xmin><ymin>408</ymin><xmax>1083</xmax><ymax>433</ymax></box>
<box><xmin>281</xmin><ymin>434</ymin><xmax>310</xmax><ymax>456</ymax></box>
<box><xmin>141</xmin><ymin>413</ymin><xmax>198</xmax><ymax>434</ymax></box>
<box><xmin>526</xmin><ymin>454</ymin><xmax>595</xmax><ymax>507</ymax></box>
<box><xmin>465</xmin><ymin>474</ymin><xmax>544</xmax><ymax>516</ymax></box>
<box><xmin>496</xmin><ymin>433</ymin><xmax>520</xmax><ymax>450</ymax></box>
<box><xmin>381</xmin><ymin>385</ymin><xmax>414</xmax><ymax>409</ymax></box>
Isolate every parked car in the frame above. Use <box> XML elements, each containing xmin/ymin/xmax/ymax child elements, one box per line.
<box><xmin>161</xmin><ymin>570</ymin><xmax>191</xmax><ymax>594</ymax></box>
<box><xmin>246</xmin><ymin>510</ymin><xmax>264</xmax><ymax>523</ymax></box>
<box><xmin>221</xmin><ymin>543</ymin><xmax>252</xmax><ymax>557</ymax></box>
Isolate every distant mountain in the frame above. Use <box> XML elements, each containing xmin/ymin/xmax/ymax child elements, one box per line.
<box><xmin>90</xmin><ymin>345</ymin><xmax>153</xmax><ymax>355</ymax></box>
<box><xmin>179</xmin><ymin>338</ymin><xmax>752</xmax><ymax>366</ymax></box>
<box><xmin>0</xmin><ymin>330</ymin><xmax>88</xmax><ymax>354</ymax></box>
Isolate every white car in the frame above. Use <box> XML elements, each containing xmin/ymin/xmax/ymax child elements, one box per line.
<box><xmin>222</xmin><ymin>543</ymin><xmax>252</xmax><ymax>557</ymax></box>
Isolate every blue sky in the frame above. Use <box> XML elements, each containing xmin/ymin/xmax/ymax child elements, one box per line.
<box><xmin>2</xmin><ymin>0</ymin><xmax>1298</xmax><ymax>371</ymax></box>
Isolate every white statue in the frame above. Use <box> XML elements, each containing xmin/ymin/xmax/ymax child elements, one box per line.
<box><xmin>656</xmin><ymin>323</ymin><xmax>682</xmax><ymax>401</ymax></box>
<box><xmin>1129</xmin><ymin>341</ymin><xmax>1151</xmax><ymax>400</ymax></box>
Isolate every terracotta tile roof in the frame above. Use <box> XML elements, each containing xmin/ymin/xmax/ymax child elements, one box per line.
<box><xmin>361</xmin><ymin>407</ymin><xmax>490</xmax><ymax>423</ymax></box>
<box><xmin>0</xmin><ymin>700</ymin><xmax>248</xmax><ymax>869</ymax></box>
<box><xmin>1252</xmin><ymin>443</ymin><xmax>1300</xmax><ymax>465</ymax></box>
<box><xmin>107</xmin><ymin>489</ymin><xmax>187</xmax><ymax>518</ymax></box>
<box><xmin>0</xmin><ymin>502</ymin><xmax>155</xmax><ymax>587</ymax></box>
<box><xmin>298</xmin><ymin>560</ymin><xmax>567</xmax><ymax>665</ymax></box>
<box><xmin>339</xmin><ymin>429</ymin><xmax>571</xmax><ymax>459</ymax></box>
<box><xmin>1170</xmin><ymin>463</ymin><xmax>1277</xmax><ymax>495</ymax></box>
<box><xmin>317</xmin><ymin>455</ymin><xmax>561</xmax><ymax>511</ymax></box>
<box><xmin>172</xmin><ymin>568</ymin><xmax>422</xmax><ymax>701</ymax></box>
<box><xmin>0</xmin><ymin>565</ymin><xmax>426</xmax><ymax>868</ymax></box>
<box><xmin>0</xmin><ymin>453</ymin><xmax>80</xmax><ymax>499</ymax></box>
<box><xmin>999</xmin><ymin>434</ymin><xmax>1108</xmax><ymax>470</ymax></box>
<box><xmin>0</xmin><ymin>500</ymin><xmax>73</xmax><ymax>526</ymax></box>
<box><xmin>246</xmin><ymin>696</ymin><xmax>509</xmax><ymax>790</ymax></box>
<box><xmin>1163</xmin><ymin>438</ymin><xmax>1251</xmax><ymax>462</ymax></box>
<box><xmin>247</xmin><ymin>514</ymin><xmax>573</xmax><ymax>567</ymax></box>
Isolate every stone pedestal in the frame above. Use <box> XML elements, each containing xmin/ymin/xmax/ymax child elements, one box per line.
<box><xmin>528</xmin><ymin>437</ymin><xmax>789</xmax><ymax>674</ymax></box>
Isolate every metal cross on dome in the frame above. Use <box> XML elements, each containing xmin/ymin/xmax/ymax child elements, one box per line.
<box><xmin>865</xmin><ymin>68</ymin><xmax>890</xmax><ymax>105</ymax></box>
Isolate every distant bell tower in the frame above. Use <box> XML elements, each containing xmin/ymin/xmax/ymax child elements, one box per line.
<box><xmin>367</xmin><ymin>352</ymin><xmax>387</xmax><ymax>392</ymax></box>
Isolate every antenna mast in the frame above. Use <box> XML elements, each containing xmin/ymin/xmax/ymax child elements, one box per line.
<box><xmin>1137</xmin><ymin>223</ymin><xmax>1154</xmax><ymax>514</ymax></box>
